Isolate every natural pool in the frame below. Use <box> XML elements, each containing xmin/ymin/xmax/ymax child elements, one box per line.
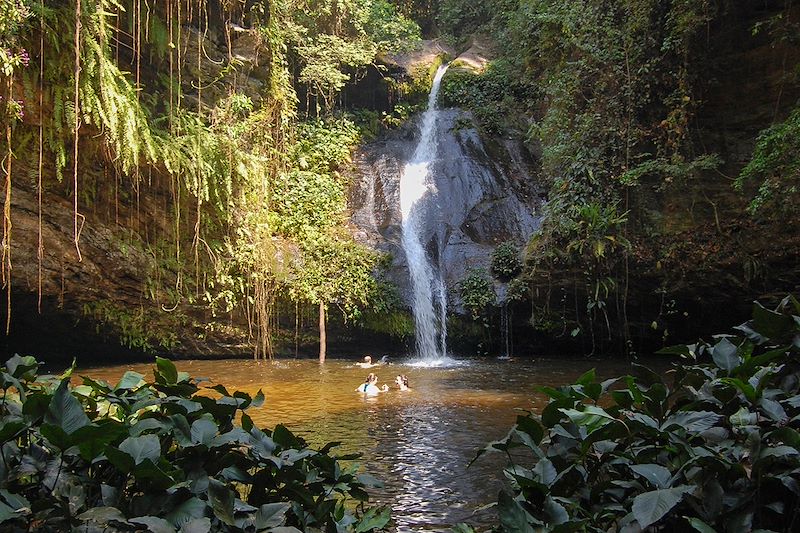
<box><xmin>80</xmin><ymin>356</ymin><xmax>660</xmax><ymax>532</ymax></box>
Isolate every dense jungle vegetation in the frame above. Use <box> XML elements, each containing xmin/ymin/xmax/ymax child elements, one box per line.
<box><xmin>436</xmin><ymin>0</ymin><xmax>800</xmax><ymax>356</ymax></box>
<box><xmin>0</xmin><ymin>0</ymin><xmax>798</xmax><ymax>358</ymax></box>
<box><xmin>0</xmin><ymin>0</ymin><xmax>423</xmax><ymax>359</ymax></box>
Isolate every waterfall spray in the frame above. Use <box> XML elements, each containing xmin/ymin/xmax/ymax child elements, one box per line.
<box><xmin>400</xmin><ymin>64</ymin><xmax>449</xmax><ymax>361</ymax></box>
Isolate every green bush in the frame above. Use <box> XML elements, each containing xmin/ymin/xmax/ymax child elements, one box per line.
<box><xmin>476</xmin><ymin>296</ymin><xmax>800</xmax><ymax>531</ymax></box>
<box><xmin>736</xmin><ymin>105</ymin><xmax>800</xmax><ymax>215</ymax></box>
<box><xmin>490</xmin><ymin>242</ymin><xmax>522</xmax><ymax>282</ymax></box>
<box><xmin>0</xmin><ymin>357</ymin><xmax>389</xmax><ymax>532</ymax></box>
<box><xmin>458</xmin><ymin>269</ymin><xmax>496</xmax><ymax>321</ymax></box>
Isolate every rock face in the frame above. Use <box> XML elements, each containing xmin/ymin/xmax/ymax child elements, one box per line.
<box><xmin>349</xmin><ymin>107</ymin><xmax>542</xmax><ymax>312</ymax></box>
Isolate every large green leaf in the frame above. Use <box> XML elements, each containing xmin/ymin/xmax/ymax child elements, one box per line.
<box><xmin>74</xmin><ymin>422</ymin><xmax>127</xmax><ymax>460</ymax></box>
<box><xmin>77</xmin><ymin>506</ymin><xmax>127</xmax><ymax>524</ymax></box>
<box><xmin>155</xmin><ymin>357</ymin><xmax>178</xmax><ymax>385</ymax></box>
<box><xmin>559</xmin><ymin>406</ymin><xmax>616</xmax><ymax>434</ymax></box>
<box><xmin>354</xmin><ymin>506</ymin><xmax>391</xmax><ymax>532</ymax></box>
<box><xmin>498</xmin><ymin>490</ymin><xmax>537</xmax><ymax>533</ymax></box>
<box><xmin>632</xmin><ymin>486</ymin><xmax>693</xmax><ymax>529</ymax></box>
<box><xmin>179</xmin><ymin>517</ymin><xmax>211</xmax><ymax>533</ymax></box>
<box><xmin>686</xmin><ymin>517</ymin><xmax>717</xmax><ymax>533</ymax></box>
<box><xmin>118</xmin><ymin>435</ymin><xmax>161</xmax><ymax>465</ymax></box>
<box><xmin>712</xmin><ymin>338</ymin><xmax>740</xmax><ymax>372</ymax></box>
<box><xmin>166</xmin><ymin>497</ymin><xmax>207</xmax><ymax>528</ymax></box>
<box><xmin>44</xmin><ymin>379</ymin><xmax>90</xmax><ymax>435</ymax></box>
<box><xmin>661</xmin><ymin>411</ymin><xmax>721</xmax><ymax>433</ymax></box>
<box><xmin>753</xmin><ymin>301</ymin><xmax>794</xmax><ymax>339</ymax></box>
<box><xmin>254</xmin><ymin>502</ymin><xmax>290</xmax><ymax>529</ymax></box>
<box><xmin>5</xmin><ymin>355</ymin><xmax>39</xmax><ymax>380</ymax></box>
<box><xmin>190</xmin><ymin>418</ymin><xmax>218</xmax><ymax>447</ymax></box>
<box><xmin>532</xmin><ymin>458</ymin><xmax>557</xmax><ymax>486</ymax></box>
<box><xmin>0</xmin><ymin>500</ymin><xmax>19</xmax><ymax>524</ymax></box>
<box><xmin>115</xmin><ymin>371</ymin><xmax>145</xmax><ymax>391</ymax></box>
<box><xmin>208</xmin><ymin>479</ymin><xmax>236</xmax><ymax>526</ymax></box>
<box><xmin>130</xmin><ymin>516</ymin><xmax>176</xmax><ymax>533</ymax></box>
<box><xmin>629</xmin><ymin>464</ymin><xmax>671</xmax><ymax>489</ymax></box>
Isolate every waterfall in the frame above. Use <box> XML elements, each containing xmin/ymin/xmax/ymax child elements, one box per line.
<box><xmin>400</xmin><ymin>64</ymin><xmax>449</xmax><ymax>361</ymax></box>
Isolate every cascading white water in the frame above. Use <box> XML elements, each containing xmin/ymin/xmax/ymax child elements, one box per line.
<box><xmin>400</xmin><ymin>64</ymin><xmax>449</xmax><ymax>361</ymax></box>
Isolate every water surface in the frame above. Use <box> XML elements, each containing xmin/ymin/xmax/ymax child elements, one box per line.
<box><xmin>81</xmin><ymin>356</ymin><xmax>659</xmax><ymax>531</ymax></box>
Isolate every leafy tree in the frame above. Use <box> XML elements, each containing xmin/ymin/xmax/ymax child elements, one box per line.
<box><xmin>290</xmin><ymin>230</ymin><xmax>378</xmax><ymax>362</ymax></box>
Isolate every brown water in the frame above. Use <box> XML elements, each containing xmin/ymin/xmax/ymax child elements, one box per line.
<box><xmin>80</xmin><ymin>356</ymin><xmax>654</xmax><ymax>532</ymax></box>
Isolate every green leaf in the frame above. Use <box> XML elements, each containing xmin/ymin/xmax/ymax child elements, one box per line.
<box><xmin>515</xmin><ymin>415</ymin><xmax>544</xmax><ymax>445</ymax></box>
<box><xmin>759</xmin><ymin>398</ymin><xmax>788</xmax><ymax>423</ymax></box>
<box><xmin>74</xmin><ymin>422</ymin><xmax>127</xmax><ymax>460</ymax></box>
<box><xmin>167</xmin><ymin>497</ymin><xmax>207</xmax><ymax>528</ymax></box>
<box><xmin>179</xmin><ymin>517</ymin><xmax>211</xmax><ymax>533</ymax></box>
<box><xmin>0</xmin><ymin>490</ymin><xmax>29</xmax><ymax>514</ymax></box>
<box><xmin>498</xmin><ymin>490</ymin><xmax>537</xmax><ymax>533</ymax></box>
<box><xmin>77</xmin><ymin>506</ymin><xmax>127</xmax><ymax>524</ymax></box>
<box><xmin>712</xmin><ymin>338</ymin><xmax>740</xmax><ymax>372</ymax></box>
<box><xmin>661</xmin><ymin>411</ymin><xmax>721</xmax><ymax>433</ymax></box>
<box><xmin>686</xmin><ymin>517</ymin><xmax>717</xmax><ymax>533</ymax></box>
<box><xmin>0</xmin><ymin>421</ymin><xmax>25</xmax><ymax>443</ymax></box>
<box><xmin>559</xmin><ymin>406</ymin><xmax>616</xmax><ymax>433</ymax></box>
<box><xmin>190</xmin><ymin>418</ymin><xmax>218</xmax><ymax>447</ymax></box>
<box><xmin>730</xmin><ymin>407</ymin><xmax>758</xmax><ymax>427</ymax></box>
<box><xmin>130</xmin><ymin>516</ymin><xmax>176</xmax><ymax>533</ymax></box>
<box><xmin>354</xmin><ymin>506</ymin><xmax>391</xmax><ymax>532</ymax></box>
<box><xmin>753</xmin><ymin>301</ymin><xmax>794</xmax><ymax>339</ymax></box>
<box><xmin>543</xmin><ymin>496</ymin><xmax>568</xmax><ymax>525</ymax></box>
<box><xmin>576</xmin><ymin>368</ymin><xmax>596</xmax><ymax>386</ymax></box>
<box><xmin>208</xmin><ymin>479</ymin><xmax>236</xmax><ymax>526</ymax></box>
<box><xmin>44</xmin><ymin>379</ymin><xmax>90</xmax><ymax>435</ymax></box>
<box><xmin>118</xmin><ymin>435</ymin><xmax>161</xmax><ymax>465</ymax></box>
<box><xmin>115</xmin><ymin>371</ymin><xmax>145</xmax><ymax>390</ymax></box>
<box><xmin>629</xmin><ymin>464</ymin><xmax>671</xmax><ymax>489</ymax></box>
<box><xmin>532</xmin><ymin>458</ymin><xmax>557</xmax><ymax>486</ymax></box>
<box><xmin>5</xmin><ymin>355</ymin><xmax>39</xmax><ymax>380</ymax></box>
<box><xmin>156</xmin><ymin>357</ymin><xmax>178</xmax><ymax>385</ymax></box>
<box><xmin>632</xmin><ymin>486</ymin><xmax>693</xmax><ymax>529</ymax></box>
<box><xmin>0</xmin><ymin>500</ymin><xmax>19</xmax><ymax>524</ymax></box>
<box><xmin>254</xmin><ymin>502</ymin><xmax>290</xmax><ymax>529</ymax></box>
<box><xmin>251</xmin><ymin>389</ymin><xmax>265</xmax><ymax>408</ymax></box>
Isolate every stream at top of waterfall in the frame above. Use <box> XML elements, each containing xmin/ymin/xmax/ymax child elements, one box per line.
<box><xmin>80</xmin><ymin>356</ymin><xmax>672</xmax><ymax>532</ymax></box>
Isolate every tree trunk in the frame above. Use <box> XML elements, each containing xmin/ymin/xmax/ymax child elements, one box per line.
<box><xmin>319</xmin><ymin>301</ymin><xmax>326</xmax><ymax>363</ymax></box>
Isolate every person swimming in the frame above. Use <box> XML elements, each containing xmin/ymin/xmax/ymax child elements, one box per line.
<box><xmin>394</xmin><ymin>375</ymin><xmax>410</xmax><ymax>391</ymax></box>
<box><xmin>355</xmin><ymin>373</ymin><xmax>388</xmax><ymax>394</ymax></box>
<box><xmin>356</xmin><ymin>355</ymin><xmax>377</xmax><ymax>368</ymax></box>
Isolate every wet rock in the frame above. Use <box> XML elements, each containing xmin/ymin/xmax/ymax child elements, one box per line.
<box><xmin>348</xmin><ymin>108</ymin><xmax>543</xmax><ymax>312</ymax></box>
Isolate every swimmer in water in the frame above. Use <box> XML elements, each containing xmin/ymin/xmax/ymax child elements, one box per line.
<box><xmin>394</xmin><ymin>374</ymin><xmax>410</xmax><ymax>391</ymax></box>
<box><xmin>356</xmin><ymin>355</ymin><xmax>377</xmax><ymax>368</ymax></box>
<box><xmin>355</xmin><ymin>373</ymin><xmax>389</xmax><ymax>394</ymax></box>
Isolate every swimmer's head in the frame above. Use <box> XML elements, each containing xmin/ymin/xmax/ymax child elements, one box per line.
<box><xmin>365</xmin><ymin>372</ymin><xmax>378</xmax><ymax>384</ymax></box>
<box><xmin>364</xmin><ymin>355</ymin><xmax>372</xmax><ymax>364</ymax></box>
<box><xmin>395</xmin><ymin>375</ymin><xmax>409</xmax><ymax>388</ymax></box>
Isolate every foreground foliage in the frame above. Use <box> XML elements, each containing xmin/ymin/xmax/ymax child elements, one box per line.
<box><xmin>479</xmin><ymin>296</ymin><xmax>800</xmax><ymax>531</ymax></box>
<box><xmin>0</xmin><ymin>357</ymin><xmax>389</xmax><ymax>532</ymax></box>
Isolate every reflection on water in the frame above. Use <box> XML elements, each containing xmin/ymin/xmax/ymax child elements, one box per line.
<box><xmin>81</xmin><ymin>357</ymin><xmax>655</xmax><ymax>531</ymax></box>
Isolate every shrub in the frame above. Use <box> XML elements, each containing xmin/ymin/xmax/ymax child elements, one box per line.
<box><xmin>476</xmin><ymin>296</ymin><xmax>800</xmax><ymax>531</ymax></box>
<box><xmin>490</xmin><ymin>242</ymin><xmax>522</xmax><ymax>282</ymax></box>
<box><xmin>458</xmin><ymin>269</ymin><xmax>496</xmax><ymax>321</ymax></box>
<box><xmin>0</xmin><ymin>357</ymin><xmax>390</xmax><ymax>532</ymax></box>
